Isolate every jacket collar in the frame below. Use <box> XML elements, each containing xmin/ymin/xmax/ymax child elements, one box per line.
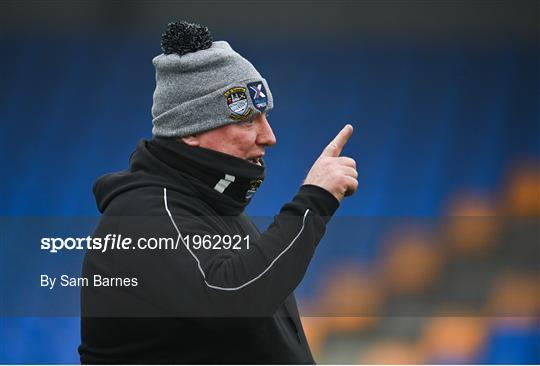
<box><xmin>146</xmin><ymin>137</ymin><xmax>265</xmax><ymax>215</ymax></box>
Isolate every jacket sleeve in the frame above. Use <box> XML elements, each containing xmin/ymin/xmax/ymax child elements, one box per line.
<box><xmin>166</xmin><ymin>184</ymin><xmax>339</xmax><ymax>316</ymax></box>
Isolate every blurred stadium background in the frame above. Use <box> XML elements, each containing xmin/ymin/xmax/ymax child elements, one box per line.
<box><xmin>0</xmin><ymin>0</ymin><xmax>538</xmax><ymax>363</ymax></box>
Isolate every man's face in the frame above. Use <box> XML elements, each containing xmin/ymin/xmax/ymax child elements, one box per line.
<box><xmin>182</xmin><ymin>112</ymin><xmax>276</xmax><ymax>166</ymax></box>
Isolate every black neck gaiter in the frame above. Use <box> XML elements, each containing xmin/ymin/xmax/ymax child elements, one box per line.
<box><xmin>147</xmin><ymin>137</ymin><xmax>265</xmax><ymax>209</ymax></box>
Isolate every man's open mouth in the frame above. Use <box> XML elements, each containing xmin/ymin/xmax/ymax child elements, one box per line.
<box><xmin>247</xmin><ymin>157</ymin><xmax>263</xmax><ymax>166</ymax></box>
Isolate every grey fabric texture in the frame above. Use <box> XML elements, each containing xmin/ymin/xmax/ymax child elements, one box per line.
<box><xmin>151</xmin><ymin>41</ymin><xmax>273</xmax><ymax>137</ymax></box>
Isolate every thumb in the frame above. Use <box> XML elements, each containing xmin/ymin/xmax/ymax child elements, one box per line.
<box><xmin>321</xmin><ymin>124</ymin><xmax>354</xmax><ymax>157</ymax></box>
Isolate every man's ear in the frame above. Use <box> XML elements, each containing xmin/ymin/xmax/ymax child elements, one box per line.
<box><xmin>180</xmin><ymin>135</ymin><xmax>200</xmax><ymax>147</ymax></box>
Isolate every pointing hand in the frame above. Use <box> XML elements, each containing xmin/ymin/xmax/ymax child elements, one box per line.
<box><xmin>303</xmin><ymin>124</ymin><xmax>358</xmax><ymax>202</ymax></box>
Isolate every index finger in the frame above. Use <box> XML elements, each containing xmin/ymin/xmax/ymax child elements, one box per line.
<box><xmin>321</xmin><ymin>124</ymin><xmax>354</xmax><ymax>157</ymax></box>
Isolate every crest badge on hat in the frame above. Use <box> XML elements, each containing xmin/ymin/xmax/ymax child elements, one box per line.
<box><xmin>224</xmin><ymin>87</ymin><xmax>253</xmax><ymax>120</ymax></box>
<box><xmin>247</xmin><ymin>81</ymin><xmax>268</xmax><ymax>112</ymax></box>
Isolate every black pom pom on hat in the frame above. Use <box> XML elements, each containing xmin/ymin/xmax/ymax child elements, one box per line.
<box><xmin>160</xmin><ymin>21</ymin><xmax>213</xmax><ymax>56</ymax></box>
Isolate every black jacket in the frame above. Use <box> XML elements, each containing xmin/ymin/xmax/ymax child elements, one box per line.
<box><xmin>79</xmin><ymin>138</ymin><xmax>338</xmax><ymax>364</ymax></box>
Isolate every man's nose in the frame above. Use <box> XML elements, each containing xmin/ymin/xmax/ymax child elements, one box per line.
<box><xmin>256</xmin><ymin>113</ymin><xmax>277</xmax><ymax>147</ymax></box>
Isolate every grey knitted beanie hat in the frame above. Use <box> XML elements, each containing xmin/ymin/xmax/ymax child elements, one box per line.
<box><xmin>151</xmin><ymin>21</ymin><xmax>274</xmax><ymax>137</ymax></box>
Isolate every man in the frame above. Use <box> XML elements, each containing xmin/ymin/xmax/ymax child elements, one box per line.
<box><xmin>79</xmin><ymin>21</ymin><xmax>357</xmax><ymax>364</ymax></box>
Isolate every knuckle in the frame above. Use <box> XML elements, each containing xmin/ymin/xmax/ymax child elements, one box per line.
<box><xmin>318</xmin><ymin>156</ymin><xmax>329</xmax><ymax>164</ymax></box>
<box><xmin>342</xmin><ymin>166</ymin><xmax>357</xmax><ymax>178</ymax></box>
<box><xmin>344</xmin><ymin>157</ymin><xmax>356</xmax><ymax>167</ymax></box>
<box><xmin>337</xmin><ymin>156</ymin><xmax>354</xmax><ymax>166</ymax></box>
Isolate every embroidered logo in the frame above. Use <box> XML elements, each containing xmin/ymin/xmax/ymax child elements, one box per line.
<box><xmin>245</xmin><ymin>178</ymin><xmax>264</xmax><ymax>201</ymax></box>
<box><xmin>224</xmin><ymin>87</ymin><xmax>253</xmax><ymax>120</ymax></box>
<box><xmin>247</xmin><ymin>81</ymin><xmax>268</xmax><ymax>112</ymax></box>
